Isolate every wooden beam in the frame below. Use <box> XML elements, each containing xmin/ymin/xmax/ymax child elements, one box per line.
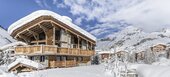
<box><xmin>39</xmin><ymin>24</ymin><xmax>49</xmax><ymax>33</ymax></box>
<box><xmin>53</xmin><ymin>27</ymin><xmax>55</xmax><ymax>45</ymax></box>
<box><xmin>14</xmin><ymin>20</ymin><xmax>50</xmax><ymax>39</ymax></box>
<box><xmin>18</xmin><ymin>34</ymin><xmax>29</xmax><ymax>43</ymax></box>
<box><xmin>27</xmin><ymin>29</ymin><xmax>39</xmax><ymax>40</ymax></box>
<box><xmin>39</xmin><ymin>24</ymin><xmax>49</xmax><ymax>45</ymax></box>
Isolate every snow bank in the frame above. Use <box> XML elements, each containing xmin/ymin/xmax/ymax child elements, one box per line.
<box><xmin>8</xmin><ymin>10</ymin><xmax>96</xmax><ymax>41</ymax></box>
<box><xmin>127</xmin><ymin>63</ymin><xmax>170</xmax><ymax>77</ymax></box>
<box><xmin>8</xmin><ymin>58</ymin><xmax>45</xmax><ymax>71</ymax></box>
<box><xmin>136</xmin><ymin>65</ymin><xmax>170</xmax><ymax>77</ymax></box>
<box><xmin>152</xmin><ymin>57</ymin><xmax>170</xmax><ymax>66</ymax></box>
<box><xmin>18</xmin><ymin>65</ymin><xmax>112</xmax><ymax>77</ymax></box>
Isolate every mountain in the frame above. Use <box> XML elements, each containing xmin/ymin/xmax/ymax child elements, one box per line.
<box><xmin>0</xmin><ymin>27</ymin><xmax>16</xmax><ymax>47</ymax></box>
<box><xmin>96</xmin><ymin>26</ymin><xmax>170</xmax><ymax>52</ymax></box>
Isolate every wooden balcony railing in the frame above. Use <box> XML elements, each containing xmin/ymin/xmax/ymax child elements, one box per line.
<box><xmin>15</xmin><ymin>45</ymin><xmax>94</xmax><ymax>56</ymax></box>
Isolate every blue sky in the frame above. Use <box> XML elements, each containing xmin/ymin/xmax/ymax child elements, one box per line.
<box><xmin>1</xmin><ymin>0</ymin><xmax>170</xmax><ymax>38</ymax></box>
<box><xmin>0</xmin><ymin>0</ymin><xmax>120</xmax><ymax>38</ymax></box>
<box><xmin>0</xmin><ymin>0</ymin><xmax>72</xmax><ymax>29</ymax></box>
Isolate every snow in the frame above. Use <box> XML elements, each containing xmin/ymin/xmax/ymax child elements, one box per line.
<box><xmin>0</xmin><ymin>27</ymin><xmax>16</xmax><ymax>47</ymax></box>
<box><xmin>136</xmin><ymin>64</ymin><xmax>170</xmax><ymax>77</ymax></box>
<box><xmin>18</xmin><ymin>65</ymin><xmax>112</xmax><ymax>77</ymax></box>
<box><xmin>152</xmin><ymin>57</ymin><xmax>170</xmax><ymax>66</ymax></box>
<box><xmin>8</xmin><ymin>10</ymin><xmax>96</xmax><ymax>41</ymax></box>
<box><xmin>97</xmin><ymin>51</ymin><xmax>114</xmax><ymax>54</ymax></box>
<box><xmin>0</xmin><ymin>41</ymin><xmax>27</xmax><ymax>50</ymax></box>
<box><xmin>8</xmin><ymin>58</ymin><xmax>45</xmax><ymax>71</ymax></box>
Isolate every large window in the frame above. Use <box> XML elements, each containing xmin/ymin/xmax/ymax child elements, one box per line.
<box><xmin>30</xmin><ymin>56</ymin><xmax>34</xmax><ymax>61</ymax></box>
<box><xmin>39</xmin><ymin>32</ymin><xmax>46</xmax><ymax>40</ymax></box>
<box><xmin>40</xmin><ymin>56</ymin><xmax>45</xmax><ymax>62</ymax></box>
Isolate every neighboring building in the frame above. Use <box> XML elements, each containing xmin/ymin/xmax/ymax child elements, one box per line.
<box><xmin>8</xmin><ymin>10</ymin><xmax>96</xmax><ymax>68</ymax></box>
<box><xmin>0</xmin><ymin>41</ymin><xmax>27</xmax><ymax>56</ymax></box>
<box><xmin>116</xmin><ymin>51</ymin><xmax>129</xmax><ymax>61</ymax></box>
<box><xmin>151</xmin><ymin>44</ymin><xmax>166</xmax><ymax>52</ymax></box>
<box><xmin>97</xmin><ymin>50</ymin><xmax>114</xmax><ymax>62</ymax></box>
<box><xmin>151</xmin><ymin>44</ymin><xmax>168</xmax><ymax>58</ymax></box>
<box><xmin>8</xmin><ymin>58</ymin><xmax>45</xmax><ymax>73</ymax></box>
<box><xmin>135</xmin><ymin>51</ymin><xmax>145</xmax><ymax>63</ymax></box>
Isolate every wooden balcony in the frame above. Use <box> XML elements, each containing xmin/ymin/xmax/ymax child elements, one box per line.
<box><xmin>15</xmin><ymin>45</ymin><xmax>95</xmax><ymax>56</ymax></box>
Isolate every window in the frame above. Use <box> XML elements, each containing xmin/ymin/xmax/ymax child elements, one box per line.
<box><xmin>30</xmin><ymin>56</ymin><xmax>34</xmax><ymax>61</ymax></box>
<box><xmin>56</xmin><ymin>56</ymin><xmax>61</xmax><ymax>61</ymax></box>
<box><xmin>40</xmin><ymin>56</ymin><xmax>45</xmax><ymax>62</ymax></box>
<box><xmin>39</xmin><ymin>32</ymin><xmax>45</xmax><ymax>40</ymax></box>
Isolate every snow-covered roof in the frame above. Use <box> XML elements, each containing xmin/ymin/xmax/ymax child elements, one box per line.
<box><xmin>8</xmin><ymin>10</ymin><xmax>96</xmax><ymax>41</ymax></box>
<box><xmin>8</xmin><ymin>58</ymin><xmax>45</xmax><ymax>71</ymax></box>
<box><xmin>97</xmin><ymin>51</ymin><xmax>115</xmax><ymax>54</ymax></box>
<box><xmin>0</xmin><ymin>41</ymin><xmax>27</xmax><ymax>50</ymax></box>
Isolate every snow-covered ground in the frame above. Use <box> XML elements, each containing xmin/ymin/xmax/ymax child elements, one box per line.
<box><xmin>18</xmin><ymin>65</ymin><xmax>113</xmax><ymax>77</ymax></box>
<box><xmin>0</xmin><ymin>63</ymin><xmax>168</xmax><ymax>77</ymax></box>
<box><xmin>135</xmin><ymin>64</ymin><xmax>170</xmax><ymax>77</ymax></box>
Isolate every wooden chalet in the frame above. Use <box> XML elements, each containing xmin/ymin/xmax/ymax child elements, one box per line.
<box><xmin>97</xmin><ymin>51</ymin><xmax>114</xmax><ymax>60</ymax></box>
<box><xmin>151</xmin><ymin>44</ymin><xmax>166</xmax><ymax>52</ymax></box>
<box><xmin>8</xmin><ymin>10</ymin><xmax>96</xmax><ymax>68</ymax></box>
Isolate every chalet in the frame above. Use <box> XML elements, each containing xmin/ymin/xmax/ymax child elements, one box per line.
<box><xmin>135</xmin><ymin>51</ymin><xmax>145</xmax><ymax>62</ymax></box>
<box><xmin>151</xmin><ymin>44</ymin><xmax>167</xmax><ymax>58</ymax></box>
<box><xmin>115</xmin><ymin>51</ymin><xmax>129</xmax><ymax>62</ymax></box>
<box><xmin>8</xmin><ymin>58</ymin><xmax>45</xmax><ymax>73</ymax></box>
<box><xmin>97</xmin><ymin>50</ymin><xmax>114</xmax><ymax>61</ymax></box>
<box><xmin>151</xmin><ymin>44</ymin><xmax>166</xmax><ymax>52</ymax></box>
<box><xmin>8</xmin><ymin>10</ymin><xmax>96</xmax><ymax>68</ymax></box>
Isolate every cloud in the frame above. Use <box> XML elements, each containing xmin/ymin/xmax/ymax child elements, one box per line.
<box><xmin>35</xmin><ymin>0</ymin><xmax>44</xmax><ymax>8</ymax></box>
<box><xmin>34</xmin><ymin>0</ymin><xmax>51</xmax><ymax>9</ymax></box>
<box><xmin>33</xmin><ymin>0</ymin><xmax>170</xmax><ymax>37</ymax></box>
<box><xmin>112</xmin><ymin>0</ymin><xmax>170</xmax><ymax>32</ymax></box>
<box><xmin>53</xmin><ymin>0</ymin><xmax>170</xmax><ymax>37</ymax></box>
<box><xmin>54</xmin><ymin>0</ymin><xmax>143</xmax><ymax>37</ymax></box>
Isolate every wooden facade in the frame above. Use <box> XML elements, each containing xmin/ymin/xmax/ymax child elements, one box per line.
<box><xmin>10</xmin><ymin>15</ymin><xmax>96</xmax><ymax>68</ymax></box>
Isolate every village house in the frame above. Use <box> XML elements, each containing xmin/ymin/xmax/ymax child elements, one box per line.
<box><xmin>135</xmin><ymin>51</ymin><xmax>145</xmax><ymax>63</ymax></box>
<box><xmin>150</xmin><ymin>44</ymin><xmax>168</xmax><ymax>58</ymax></box>
<box><xmin>116</xmin><ymin>51</ymin><xmax>129</xmax><ymax>62</ymax></box>
<box><xmin>96</xmin><ymin>50</ymin><xmax>114</xmax><ymax>62</ymax></box>
<box><xmin>7</xmin><ymin>10</ymin><xmax>96</xmax><ymax>69</ymax></box>
<box><xmin>151</xmin><ymin>44</ymin><xmax>166</xmax><ymax>52</ymax></box>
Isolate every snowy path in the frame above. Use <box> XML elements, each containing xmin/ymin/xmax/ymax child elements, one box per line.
<box><xmin>18</xmin><ymin>65</ymin><xmax>113</xmax><ymax>77</ymax></box>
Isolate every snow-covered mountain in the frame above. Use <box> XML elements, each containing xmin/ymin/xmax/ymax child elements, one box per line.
<box><xmin>96</xmin><ymin>26</ymin><xmax>170</xmax><ymax>52</ymax></box>
<box><xmin>0</xmin><ymin>27</ymin><xmax>16</xmax><ymax>46</ymax></box>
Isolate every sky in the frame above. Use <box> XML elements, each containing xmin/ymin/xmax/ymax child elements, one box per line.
<box><xmin>1</xmin><ymin>0</ymin><xmax>170</xmax><ymax>38</ymax></box>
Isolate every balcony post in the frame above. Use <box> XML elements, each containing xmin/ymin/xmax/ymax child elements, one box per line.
<box><xmin>76</xmin><ymin>36</ymin><xmax>80</xmax><ymax>54</ymax></box>
<box><xmin>64</xmin><ymin>57</ymin><xmax>66</xmax><ymax>67</ymax></box>
<box><xmin>53</xmin><ymin>26</ymin><xmax>55</xmax><ymax>45</ymax></box>
<box><xmin>66</xmin><ymin>30</ymin><xmax>70</xmax><ymax>54</ymax></box>
<box><xmin>86</xmin><ymin>41</ymin><xmax>89</xmax><ymax>50</ymax></box>
<box><xmin>74</xmin><ymin>57</ymin><xmax>76</xmax><ymax>66</ymax></box>
<box><xmin>41</xmin><ymin>45</ymin><xmax>43</xmax><ymax>53</ymax></box>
